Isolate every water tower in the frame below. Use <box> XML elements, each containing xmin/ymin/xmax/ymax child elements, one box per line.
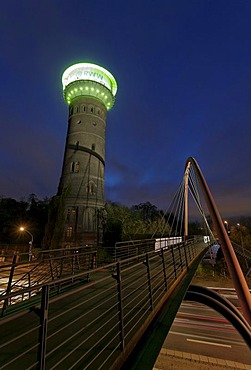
<box><xmin>57</xmin><ymin>62</ymin><xmax>117</xmax><ymax>247</ymax></box>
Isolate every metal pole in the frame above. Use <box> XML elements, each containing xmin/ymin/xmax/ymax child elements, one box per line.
<box><xmin>161</xmin><ymin>248</ymin><xmax>168</xmax><ymax>291</ymax></box>
<box><xmin>184</xmin><ymin>162</ymin><xmax>190</xmax><ymax>240</ymax></box>
<box><xmin>1</xmin><ymin>254</ymin><xmax>17</xmax><ymax>316</ymax></box>
<box><xmin>186</xmin><ymin>157</ymin><xmax>251</xmax><ymax>325</ymax></box>
<box><xmin>170</xmin><ymin>245</ymin><xmax>177</xmax><ymax>280</ymax></box>
<box><xmin>113</xmin><ymin>262</ymin><xmax>125</xmax><ymax>351</ymax></box>
<box><xmin>37</xmin><ymin>285</ymin><xmax>49</xmax><ymax>370</ymax></box>
<box><xmin>25</xmin><ymin>230</ymin><xmax>33</xmax><ymax>262</ymax></box>
<box><xmin>144</xmin><ymin>253</ymin><xmax>153</xmax><ymax>310</ymax></box>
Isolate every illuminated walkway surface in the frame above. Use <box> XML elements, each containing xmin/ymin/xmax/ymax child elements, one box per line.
<box><xmin>0</xmin><ymin>239</ymin><xmax>208</xmax><ymax>369</ymax></box>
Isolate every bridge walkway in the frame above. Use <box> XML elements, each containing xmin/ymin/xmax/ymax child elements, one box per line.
<box><xmin>0</xmin><ymin>238</ymin><xmax>209</xmax><ymax>370</ymax></box>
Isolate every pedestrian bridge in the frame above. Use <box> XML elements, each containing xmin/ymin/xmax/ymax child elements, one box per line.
<box><xmin>1</xmin><ymin>157</ymin><xmax>250</xmax><ymax>369</ymax></box>
<box><xmin>0</xmin><ymin>237</ymin><xmax>209</xmax><ymax>370</ymax></box>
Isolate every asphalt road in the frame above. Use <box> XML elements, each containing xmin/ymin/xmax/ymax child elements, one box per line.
<box><xmin>163</xmin><ymin>290</ymin><xmax>251</xmax><ymax>364</ymax></box>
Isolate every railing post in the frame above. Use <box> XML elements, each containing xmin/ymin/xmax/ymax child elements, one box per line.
<box><xmin>37</xmin><ymin>285</ymin><xmax>49</xmax><ymax>370</ymax></box>
<box><xmin>170</xmin><ymin>245</ymin><xmax>177</xmax><ymax>280</ymax></box>
<box><xmin>28</xmin><ymin>272</ymin><xmax>31</xmax><ymax>299</ymax></box>
<box><xmin>187</xmin><ymin>240</ymin><xmax>192</xmax><ymax>261</ymax></box>
<box><xmin>160</xmin><ymin>248</ymin><xmax>168</xmax><ymax>291</ymax></box>
<box><xmin>71</xmin><ymin>252</ymin><xmax>75</xmax><ymax>275</ymax></box>
<box><xmin>1</xmin><ymin>254</ymin><xmax>17</xmax><ymax>316</ymax></box>
<box><xmin>183</xmin><ymin>242</ymin><xmax>188</xmax><ymax>268</ymax></box>
<box><xmin>177</xmin><ymin>243</ymin><xmax>183</xmax><ymax>271</ymax></box>
<box><xmin>143</xmin><ymin>253</ymin><xmax>153</xmax><ymax>310</ymax></box>
<box><xmin>113</xmin><ymin>262</ymin><xmax>125</xmax><ymax>351</ymax></box>
<box><xmin>92</xmin><ymin>251</ymin><xmax>97</xmax><ymax>269</ymax></box>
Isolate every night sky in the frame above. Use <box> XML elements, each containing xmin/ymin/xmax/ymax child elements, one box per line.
<box><xmin>1</xmin><ymin>1</ymin><xmax>251</xmax><ymax>217</ymax></box>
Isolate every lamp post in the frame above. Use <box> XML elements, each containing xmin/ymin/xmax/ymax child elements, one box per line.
<box><xmin>19</xmin><ymin>227</ymin><xmax>33</xmax><ymax>262</ymax></box>
<box><xmin>224</xmin><ymin>220</ymin><xmax>229</xmax><ymax>234</ymax></box>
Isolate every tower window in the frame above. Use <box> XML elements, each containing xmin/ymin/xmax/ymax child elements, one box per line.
<box><xmin>71</xmin><ymin>161</ymin><xmax>80</xmax><ymax>173</ymax></box>
<box><xmin>90</xmin><ymin>107</ymin><xmax>94</xmax><ymax>113</ymax></box>
<box><xmin>91</xmin><ymin>144</ymin><xmax>95</xmax><ymax>151</ymax></box>
<box><xmin>76</xmin><ymin>120</ymin><xmax>81</xmax><ymax>124</ymax></box>
<box><xmin>86</xmin><ymin>182</ymin><xmax>97</xmax><ymax>194</ymax></box>
<box><xmin>67</xmin><ymin>208</ymin><xmax>76</xmax><ymax>222</ymax></box>
<box><xmin>66</xmin><ymin>226</ymin><xmax>73</xmax><ymax>238</ymax></box>
<box><xmin>82</xmin><ymin>106</ymin><xmax>86</xmax><ymax>112</ymax></box>
<box><xmin>75</xmin><ymin>162</ymin><xmax>80</xmax><ymax>172</ymax></box>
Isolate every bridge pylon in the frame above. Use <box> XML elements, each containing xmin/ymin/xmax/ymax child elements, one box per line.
<box><xmin>184</xmin><ymin>157</ymin><xmax>251</xmax><ymax>325</ymax></box>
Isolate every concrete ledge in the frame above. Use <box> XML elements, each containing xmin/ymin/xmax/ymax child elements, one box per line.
<box><xmin>157</xmin><ymin>348</ymin><xmax>251</xmax><ymax>369</ymax></box>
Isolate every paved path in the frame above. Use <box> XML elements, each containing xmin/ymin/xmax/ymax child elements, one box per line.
<box><xmin>154</xmin><ymin>349</ymin><xmax>251</xmax><ymax>369</ymax></box>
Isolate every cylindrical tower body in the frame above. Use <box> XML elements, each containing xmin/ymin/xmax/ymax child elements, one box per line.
<box><xmin>58</xmin><ymin>63</ymin><xmax>117</xmax><ymax>247</ymax></box>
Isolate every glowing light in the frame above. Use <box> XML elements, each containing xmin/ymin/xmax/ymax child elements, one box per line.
<box><xmin>62</xmin><ymin>62</ymin><xmax>117</xmax><ymax>96</ymax></box>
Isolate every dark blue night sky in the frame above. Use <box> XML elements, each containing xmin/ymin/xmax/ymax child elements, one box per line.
<box><xmin>1</xmin><ymin>1</ymin><xmax>251</xmax><ymax>216</ymax></box>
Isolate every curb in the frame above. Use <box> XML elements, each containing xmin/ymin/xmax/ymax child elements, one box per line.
<box><xmin>154</xmin><ymin>348</ymin><xmax>251</xmax><ymax>369</ymax></box>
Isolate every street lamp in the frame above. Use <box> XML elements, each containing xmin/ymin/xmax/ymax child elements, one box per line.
<box><xmin>19</xmin><ymin>227</ymin><xmax>33</xmax><ymax>262</ymax></box>
<box><xmin>224</xmin><ymin>220</ymin><xmax>229</xmax><ymax>234</ymax></box>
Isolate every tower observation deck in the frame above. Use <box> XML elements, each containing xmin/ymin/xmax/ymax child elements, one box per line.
<box><xmin>56</xmin><ymin>62</ymin><xmax>117</xmax><ymax>247</ymax></box>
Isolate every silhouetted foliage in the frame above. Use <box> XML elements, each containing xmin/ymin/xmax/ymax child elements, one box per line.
<box><xmin>104</xmin><ymin>201</ymin><xmax>171</xmax><ymax>248</ymax></box>
<box><xmin>0</xmin><ymin>194</ymin><xmax>50</xmax><ymax>247</ymax></box>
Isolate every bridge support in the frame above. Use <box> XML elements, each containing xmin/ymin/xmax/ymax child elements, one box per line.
<box><xmin>185</xmin><ymin>285</ymin><xmax>251</xmax><ymax>348</ymax></box>
<box><xmin>185</xmin><ymin>157</ymin><xmax>251</xmax><ymax>325</ymax></box>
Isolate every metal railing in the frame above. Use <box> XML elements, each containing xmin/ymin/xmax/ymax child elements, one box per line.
<box><xmin>0</xmin><ymin>246</ymin><xmax>97</xmax><ymax>310</ymax></box>
<box><xmin>0</xmin><ymin>237</ymin><xmax>209</xmax><ymax>370</ymax></box>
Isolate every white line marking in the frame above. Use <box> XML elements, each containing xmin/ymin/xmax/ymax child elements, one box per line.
<box><xmin>186</xmin><ymin>338</ymin><xmax>232</xmax><ymax>348</ymax></box>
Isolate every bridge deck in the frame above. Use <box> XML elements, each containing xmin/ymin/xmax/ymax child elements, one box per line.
<box><xmin>0</xmin><ymin>239</ymin><xmax>209</xmax><ymax>370</ymax></box>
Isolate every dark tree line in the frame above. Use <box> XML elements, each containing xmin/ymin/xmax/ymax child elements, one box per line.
<box><xmin>2</xmin><ymin>192</ymin><xmax>250</xmax><ymax>253</ymax></box>
<box><xmin>0</xmin><ymin>194</ymin><xmax>50</xmax><ymax>247</ymax></box>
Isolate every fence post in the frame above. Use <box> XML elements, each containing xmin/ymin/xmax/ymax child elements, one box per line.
<box><xmin>187</xmin><ymin>240</ymin><xmax>192</xmax><ymax>261</ymax></box>
<box><xmin>143</xmin><ymin>253</ymin><xmax>153</xmax><ymax>310</ymax></box>
<box><xmin>1</xmin><ymin>254</ymin><xmax>17</xmax><ymax>316</ymax></box>
<box><xmin>113</xmin><ymin>262</ymin><xmax>125</xmax><ymax>351</ymax></box>
<box><xmin>37</xmin><ymin>285</ymin><xmax>49</xmax><ymax>370</ymax></box>
<box><xmin>161</xmin><ymin>248</ymin><xmax>168</xmax><ymax>291</ymax></box>
<box><xmin>183</xmin><ymin>242</ymin><xmax>188</xmax><ymax>269</ymax></box>
<box><xmin>28</xmin><ymin>272</ymin><xmax>31</xmax><ymax>299</ymax></box>
<box><xmin>170</xmin><ymin>245</ymin><xmax>177</xmax><ymax>280</ymax></box>
<box><xmin>177</xmin><ymin>243</ymin><xmax>183</xmax><ymax>271</ymax></box>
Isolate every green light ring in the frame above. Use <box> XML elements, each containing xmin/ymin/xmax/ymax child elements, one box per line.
<box><xmin>64</xmin><ymin>80</ymin><xmax>115</xmax><ymax>110</ymax></box>
<box><xmin>62</xmin><ymin>62</ymin><xmax>117</xmax><ymax>97</ymax></box>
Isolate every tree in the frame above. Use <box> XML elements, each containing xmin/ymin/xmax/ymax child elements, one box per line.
<box><xmin>131</xmin><ymin>202</ymin><xmax>159</xmax><ymax>222</ymax></box>
<box><xmin>104</xmin><ymin>201</ymin><xmax>171</xmax><ymax>248</ymax></box>
<box><xmin>0</xmin><ymin>197</ymin><xmax>28</xmax><ymax>244</ymax></box>
<box><xmin>0</xmin><ymin>195</ymin><xmax>50</xmax><ymax>248</ymax></box>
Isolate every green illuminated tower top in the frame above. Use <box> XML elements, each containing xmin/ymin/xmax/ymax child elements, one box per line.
<box><xmin>62</xmin><ymin>62</ymin><xmax>117</xmax><ymax>110</ymax></box>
